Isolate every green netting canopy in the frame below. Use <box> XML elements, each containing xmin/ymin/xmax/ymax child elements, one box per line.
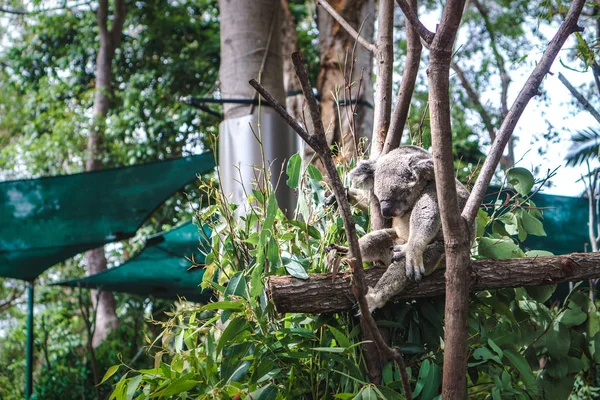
<box><xmin>524</xmin><ymin>192</ymin><xmax>589</xmax><ymax>254</ymax></box>
<box><xmin>0</xmin><ymin>153</ymin><xmax>215</xmax><ymax>281</ymax></box>
<box><xmin>53</xmin><ymin>222</ymin><xmax>212</xmax><ymax>302</ymax></box>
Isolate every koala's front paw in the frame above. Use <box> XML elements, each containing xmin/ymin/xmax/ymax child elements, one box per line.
<box><xmin>405</xmin><ymin>249</ymin><xmax>425</xmax><ymax>282</ymax></box>
<box><xmin>391</xmin><ymin>244</ymin><xmax>406</xmax><ymax>262</ymax></box>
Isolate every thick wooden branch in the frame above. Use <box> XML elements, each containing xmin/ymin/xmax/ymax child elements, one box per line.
<box><xmin>315</xmin><ymin>0</ymin><xmax>375</xmax><ymax>53</ymax></box>
<box><xmin>558</xmin><ymin>72</ymin><xmax>600</xmax><ymax>125</ymax></box>
<box><xmin>268</xmin><ymin>252</ymin><xmax>600</xmax><ymax>314</ymax></box>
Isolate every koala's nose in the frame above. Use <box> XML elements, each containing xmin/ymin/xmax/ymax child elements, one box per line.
<box><xmin>380</xmin><ymin>200</ymin><xmax>394</xmax><ymax>219</ymax></box>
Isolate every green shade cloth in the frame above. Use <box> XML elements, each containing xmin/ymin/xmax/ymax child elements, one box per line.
<box><xmin>484</xmin><ymin>189</ymin><xmax>589</xmax><ymax>255</ymax></box>
<box><xmin>53</xmin><ymin>222</ymin><xmax>212</xmax><ymax>302</ymax></box>
<box><xmin>524</xmin><ymin>192</ymin><xmax>589</xmax><ymax>255</ymax></box>
<box><xmin>0</xmin><ymin>153</ymin><xmax>215</xmax><ymax>281</ymax></box>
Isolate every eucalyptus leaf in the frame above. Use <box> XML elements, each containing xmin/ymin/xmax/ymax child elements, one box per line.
<box><xmin>507</xmin><ymin>167</ymin><xmax>534</xmax><ymax>195</ymax></box>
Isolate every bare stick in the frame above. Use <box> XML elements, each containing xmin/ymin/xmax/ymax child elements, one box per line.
<box><xmin>251</xmin><ymin>52</ymin><xmax>413</xmax><ymax>400</ymax></box>
<box><xmin>558</xmin><ymin>72</ymin><xmax>600</xmax><ymax>125</ymax></box>
<box><xmin>395</xmin><ymin>0</ymin><xmax>435</xmax><ymax>44</ymax></box>
<box><xmin>267</xmin><ymin>252</ymin><xmax>600</xmax><ymax>314</ymax></box>
<box><xmin>462</xmin><ymin>0</ymin><xmax>586</xmax><ymax>225</ymax></box>
<box><xmin>383</xmin><ymin>0</ymin><xmax>423</xmax><ymax>154</ymax></box>
<box><xmin>316</xmin><ymin>0</ymin><xmax>375</xmax><ymax>53</ymax></box>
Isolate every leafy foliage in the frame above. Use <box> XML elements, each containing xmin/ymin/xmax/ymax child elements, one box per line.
<box><xmin>565</xmin><ymin>128</ymin><xmax>600</xmax><ymax>167</ymax></box>
<box><xmin>101</xmin><ymin>157</ymin><xmax>600</xmax><ymax>399</ymax></box>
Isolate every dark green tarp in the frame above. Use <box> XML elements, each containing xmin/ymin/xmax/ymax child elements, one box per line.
<box><xmin>0</xmin><ymin>153</ymin><xmax>215</xmax><ymax>281</ymax></box>
<box><xmin>524</xmin><ymin>192</ymin><xmax>589</xmax><ymax>255</ymax></box>
<box><xmin>483</xmin><ymin>189</ymin><xmax>589</xmax><ymax>255</ymax></box>
<box><xmin>53</xmin><ymin>222</ymin><xmax>212</xmax><ymax>302</ymax></box>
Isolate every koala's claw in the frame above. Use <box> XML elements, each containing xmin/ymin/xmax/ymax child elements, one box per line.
<box><xmin>391</xmin><ymin>244</ymin><xmax>406</xmax><ymax>262</ymax></box>
<box><xmin>405</xmin><ymin>252</ymin><xmax>425</xmax><ymax>282</ymax></box>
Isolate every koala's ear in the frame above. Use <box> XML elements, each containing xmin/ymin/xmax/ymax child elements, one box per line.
<box><xmin>348</xmin><ymin>159</ymin><xmax>377</xmax><ymax>189</ymax></box>
<box><xmin>411</xmin><ymin>158</ymin><xmax>434</xmax><ymax>181</ymax></box>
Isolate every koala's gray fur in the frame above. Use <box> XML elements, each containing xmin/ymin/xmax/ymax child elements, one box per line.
<box><xmin>346</xmin><ymin>145</ymin><xmax>473</xmax><ymax>312</ymax></box>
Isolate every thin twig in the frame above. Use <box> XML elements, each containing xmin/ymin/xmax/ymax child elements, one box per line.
<box><xmin>315</xmin><ymin>0</ymin><xmax>375</xmax><ymax>53</ymax></box>
<box><xmin>558</xmin><ymin>72</ymin><xmax>600</xmax><ymax>125</ymax></box>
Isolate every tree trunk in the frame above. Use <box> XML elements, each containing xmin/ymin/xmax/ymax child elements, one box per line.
<box><xmin>86</xmin><ymin>0</ymin><xmax>126</xmax><ymax>348</ymax></box>
<box><xmin>302</xmin><ymin>0</ymin><xmax>374</xmax><ymax>172</ymax></box>
<box><xmin>267</xmin><ymin>252</ymin><xmax>600</xmax><ymax>314</ymax></box>
<box><xmin>219</xmin><ymin>0</ymin><xmax>296</xmax><ymax>215</ymax></box>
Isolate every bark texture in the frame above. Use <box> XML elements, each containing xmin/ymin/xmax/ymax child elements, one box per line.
<box><xmin>86</xmin><ymin>0</ymin><xmax>126</xmax><ymax>348</ymax></box>
<box><xmin>267</xmin><ymin>252</ymin><xmax>600</xmax><ymax>314</ymax></box>
<box><xmin>300</xmin><ymin>0</ymin><xmax>374</xmax><ymax>171</ymax></box>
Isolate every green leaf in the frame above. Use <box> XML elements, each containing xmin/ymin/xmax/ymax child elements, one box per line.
<box><xmin>286</xmin><ymin>153</ymin><xmax>302</xmax><ymax>189</ymax></box>
<box><xmin>525</xmin><ymin>285</ymin><xmax>556</xmax><ymax>303</ymax></box>
<box><xmin>538</xmin><ymin>371</ymin><xmax>576</xmax><ymax>400</ymax></box>
<box><xmin>100</xmin><ymin>365</ymin><xmax>120</xmax><ymax>385</ymax></box>
<box><xmin>520</xmin><ymin>209</ymin><xmax>546</xmax><ymax>236</ymax></box>
<box><xmin>201</xmin><ymin>301</ymin><xmax>244</xmax><ymax>312</ymax></box>
<box><xmin>245</xmin><ymin>384</ymin><xmax>278</xmax><ymax>400</ymax></box>
<box><xmin>589</xmin><ymin>332</ymin><xmax>600</xmax><ymax>363</ymax></box>
<box><xmin>312</xmin><ymin>347</ymin><xmax>346</xmax><ymax>353</ymax></box>
<box><xmin>282</xmin><ymin>253</ymin><xmax>308</xmax><ymax>279</ymax></box>
<box><xmin>307</xmin><ymin>164</ymin><xmax>323</xmax><ymax>181</ymax></box>
<box><xmin>328</xmin><ymin>325</ymin><xmax>352</xmax><ymax>348</ymax></box>
<box><xmin>539</xmin><ymin>322</ymin><xmax>571</xmax><ymax>358</ymax></box>
<box><xmin>472</xmin><ymin>347</ymin><xmax>502</xmax><ymax>364</ymax></box>
<box><xmin>217</xmin><ymin>316</ymin><xmax>250</xmax><ymax>354</ymax></box>
<box><xmin>525</xmin><ymin>250</ymin><xmax>554</xmax><ymax>257</ymax></box>
<box><xmin>225</xmin><ymin>272</ymin><xmax>248</xmax><ymax>299</ymax></box>
<box><xmin>504</xmin><ymin>350</ymin><xmax>537</xmax><ymax>393</ymax></box>
<box><xmin>478</xmin><ymin>236</ymin><xmax>525</xmax><ymax>259</ymax></box>
<box><xmin>126</xmin><ymin>374</ymin><xmax>142</xmax><ymax>400</ymax></box>
<box><xmin>559</xmin><ymin>299</ymin><xmax>588</xmax><ymax>327</ymax></box>
<box><xmin>507</xmin><ymin>167</ymin><xmax>534</xmax><ymax>195</ymax></box>
<box><xmin>156</xmin><ymin>377</ymin><xmax>199</xmax><ymax>397</ymax></box>
<box><xmin>412</xmin><ymin>359</ymin><xmax>441</xmax><ymax>400</ymax></box>
<box><xmin>263</xmin><ymin>195</ymin><xmax>279</xmax><ymax>233</ymax></box>
<box><xmin>266</xmin><ymin>236</ymin><xmax>280</xmax><ymax>270</ymax></box>
<box><xmin>476</xmin><ymin>209</ymin><xmax>490</xmax><ymax>238</ymax></box>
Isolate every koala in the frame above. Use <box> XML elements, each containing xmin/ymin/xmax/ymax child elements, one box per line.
<box><xmin>346</xmin><ymin>145</ymin><xmax>473</xmax><ymax>312</ymax></box>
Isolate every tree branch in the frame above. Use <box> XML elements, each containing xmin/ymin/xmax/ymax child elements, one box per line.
<box><xmin>267</xmin><ymin>252</ymin><xmax>600</xmax><ymax>314</ymax></box>
<box><xmin>315</xmin><ymin>0</ymin><xmax>375</xmax><ymax>53</ymax></box>
<box><xmin>451</xmin><ymin>61</ymin><xmax>496</xmax><ymax>141</ymax></box>
<box><xmin>383</xmin><ymin>0</ymin><xmax>423</xmax><ymax>154</ymax></box>
<box><xmin>110</xmin><ymin>0</ymin><xmax>127</xmax><ymax>47</ymax></box>
<box><xmin>250</xmin><ymin>52</ymin><xmax>412</xmax><ymax>399</ymax></box>
<box><xmin>395</xmin><ymin>0</ymin><xmax>435</xmax><ymax>44</ymax></box>
<box><xmin>0</xmin><ymin>6</ymin><xmax>27</xmax><ymax>15</ymax></box>
<box><xmin>97</xmin><ymin>0</ymin><xmax>109</xmax><ymax>39</ymax></box>
<box><xmin>558</xmin><ymin>72</ymin><xmax>600</xmax><ymax>125</ymax></box>
<box><xmin>462</xmin><ymin>0</ymin><xmax>586</xmax><ymax>225</ymax></box>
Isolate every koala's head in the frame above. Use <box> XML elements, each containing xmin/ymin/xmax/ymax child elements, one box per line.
<box><xmin>348</xmin><ymin>148</ymin><xmax>434</xmax><ymax>219</ymax></box>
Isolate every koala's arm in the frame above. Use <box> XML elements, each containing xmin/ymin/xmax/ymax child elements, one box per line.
<box><xmin>402</xmin><ymin>185</ymin><xmax>442</xmax><ymax>281</ymax></box>
<box><xmin>365</xmin><ymin>241</ymin><xmax>445</xmax><ymax>312</ymax></box>
<box><xmin>358</xmin><ymin>228</ymin><xmax>400</xmax><ymax>266</ymax></box>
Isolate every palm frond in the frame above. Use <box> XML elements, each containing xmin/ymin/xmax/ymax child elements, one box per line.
<box><xmin>565</xmin><ymin>128</ymin><xmax>600</xmax><ymax>167</ymax></box>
